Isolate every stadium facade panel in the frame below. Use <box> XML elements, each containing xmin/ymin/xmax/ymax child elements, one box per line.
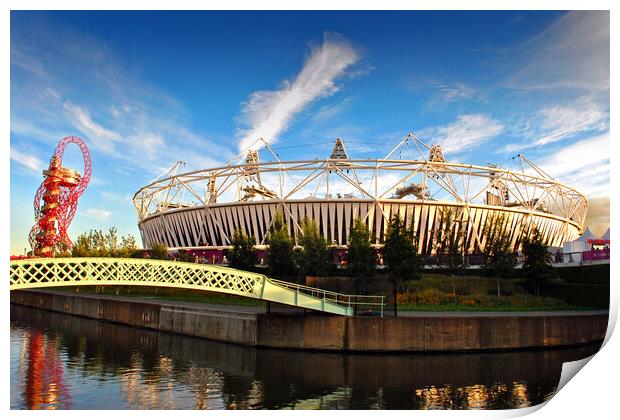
<box><xmin>138</xmin><ymin>199</ymin><xmax>580</xmax><ymax>254</ymax></box>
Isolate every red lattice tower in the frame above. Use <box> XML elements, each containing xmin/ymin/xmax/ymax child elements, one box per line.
<box><xmin>29</xmin><ymin>136</ymin><xmax>92</xmax><ymax>257</ymax></box>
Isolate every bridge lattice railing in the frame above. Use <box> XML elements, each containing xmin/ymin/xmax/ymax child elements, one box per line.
<box><xmin>10</xmin><ymin>258</ymin><xmax>264</xmax><ymax>296</ymax></box>
<box><xmin>9</xmin><ymin>258</ymin><xmax>385</xmax><ymax>316</ymax></box>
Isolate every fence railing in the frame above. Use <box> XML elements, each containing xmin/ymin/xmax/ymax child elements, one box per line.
<box><xmin>270</xmin><ymin>278</ymin><xmax>386</xmax><ymax>316</ymax></box>
<box><xmin>9</xmin><ymin>257</ymin><xmax>386</xmax><ymax>317</ymax></box>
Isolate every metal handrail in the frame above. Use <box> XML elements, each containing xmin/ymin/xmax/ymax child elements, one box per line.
<box><xmin>269</xmin><ymin>278</ymin><xmax>385</xmax><ymax>316</ymax></box>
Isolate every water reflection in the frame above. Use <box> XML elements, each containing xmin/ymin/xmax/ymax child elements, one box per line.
<box><xmin>16</xmin><ymin>329</ymin><xmax>71</xmax><ymax>409</ymax></box>
<box><xmin>10</xmin><ymin>304</ymin><xmax>601</xmax><ymax>410</ymax></box>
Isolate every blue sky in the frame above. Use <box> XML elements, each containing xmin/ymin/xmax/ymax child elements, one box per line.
<box><xmin>10</xmin><ymin>10</ymin><xmax>610</xmax><ymax>254</ymax></box>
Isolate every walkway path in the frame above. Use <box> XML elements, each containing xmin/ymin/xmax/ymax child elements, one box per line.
<box><xmin>16</xmin><ymin>290</ymin><xmax>608</xmax><ymax>318</ymax></box>
<box><xmin>398</xmin><ymin>310</ymin><xmax>608</xmax><ymax>317</ymax></box>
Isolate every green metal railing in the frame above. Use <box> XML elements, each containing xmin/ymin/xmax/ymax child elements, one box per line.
<box><xmin>9</xmin><ymin>258</ymin><xmax>385</xmax><ymax>317</ymax></box>
<box><xmin>270</xmin><ymin>279</ymin><xmax>385</xmax><ymax>316</ymax></box>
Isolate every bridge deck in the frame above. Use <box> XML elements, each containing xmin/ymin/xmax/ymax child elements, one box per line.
<box><xmin>9</xmin><ymin>258</ymin><xmax>385</xmax><ymax>317</ymax></box>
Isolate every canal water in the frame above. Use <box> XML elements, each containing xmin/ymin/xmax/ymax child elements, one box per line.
<box><xmin>10</xmin><ymin>304</ymin><xmax>601</xmax><ymax>410</ymax></box>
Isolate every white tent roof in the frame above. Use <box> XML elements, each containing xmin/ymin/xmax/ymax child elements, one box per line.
<box><xmin>577</xmin><ymin>227</ymin><xmax>597</xmax><ymax>242</ymax></box>
<box><xmin>602</xmin><ymin>228</ymin><xmax>610</xmax><ymax>240</ymax></box>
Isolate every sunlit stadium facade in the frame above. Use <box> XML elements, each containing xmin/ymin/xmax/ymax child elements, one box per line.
<box><xmin>133</xmin><ymin>134</ymin><xmax>588</xmax><ymax>257</ymax></box>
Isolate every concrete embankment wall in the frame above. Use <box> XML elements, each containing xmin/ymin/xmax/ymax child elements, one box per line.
<box><xmin>11</xmin><ymin>290</ymin><xmax>608</xmax><ymax>352</ymax></box>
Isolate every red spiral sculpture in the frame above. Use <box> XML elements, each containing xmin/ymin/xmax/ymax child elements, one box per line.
<box><xmin>29</xmin><ymin>136</ymin><xmax>92</xmax><ymax>257</ymax></box>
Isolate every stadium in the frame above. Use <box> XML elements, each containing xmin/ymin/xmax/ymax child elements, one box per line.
<box><xmin>133</xmin><ymin>134</ymin><xmax>588</xmax><ymax>260</ymax></box>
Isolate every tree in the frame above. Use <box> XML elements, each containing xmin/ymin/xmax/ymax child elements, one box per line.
<box><xmin>177</xmin><ymin>249</ymin><xmax>195</xmax><ymax>263</ymax></box>
<box><xmin>105</xmin><ymin>227</ymin><xmax>120</xmax><ymax>256</ymax></box>
<box><xmin>266</xmin><ymin>211</ymin><xmax>295</xmax><ymax>276</ymax></box>
<box><xmin>383</xmin><ymin>215</ymin><xmax>421</xmax><ymax>316</ymax></box>
<box><xmin>93</xmin><ymin>229</ymin><xmax>107</xmax><ymax>256</ymax></box>
<box><xmin>483</xmin><ymin>214</ymin><xmax>519</xmax><ymax>296</ymax></box>
<box><xmin>71</xmin><ymin>228</ymin><xmax>139</xmax><ymax>258</ymax></box>
<box><xmin>228</xmin><ymin>229</ymin><xmax>257</xmax><ymax>271</ymax></box>
<box><xmin>72</xmin><ymin>230</ymin><xmax>95</xmax><ymax>257</ymax></box>
<box><xmin>521</xmin><ymin>228</ymin><xmax>555</xmax><ymax>296</ymax></box>
<box><xmin>297</xmin><ymin>217</ymin><xmax>330</xmax><ymax>277</ymax></box>
<box><xmin>150</xmin><ymin>242</ymin><xmax>169</xmax><ymax>260</ymax></box>
<box><xmin>347</xmin><ymin>218</ymin><xmax>375</xmax><ymax>294</ymax></box>
<box><xmin>55</xmin><ymin>243</ymin><xmax>72</xmax><ymax>258</ymax></box>
<box><xmin>118</xmin><ymin>235</ymin><xmax>138</xmax><ymax>258</ymax></box>
<box><xmin>434</xmin><ymin>208</ymin><xmax>464</xmax><ymax>271</ymax></box>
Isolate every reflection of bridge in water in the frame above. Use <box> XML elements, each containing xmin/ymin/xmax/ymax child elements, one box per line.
<box><xmin>10</xmin><ymin>258</ymin><xmax>384</xmax><ymax>316</ymax></box>
<box><xmin>11</xmin><ymin>304</ymin><xmax>601</xmax><ymax>409</ymax></box>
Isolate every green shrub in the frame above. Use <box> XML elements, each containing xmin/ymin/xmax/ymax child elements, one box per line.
<box><xmin>297</xmin><ymin>217</ymin><xmax>330</xmax><ymax>276</ymax></box>
<box><xmin>397</xmin><ymin>273</ymin><xmax>564</xmax><ymax>308</ymax></box>
<box><xmin>543</xmin><ymin>281</ymin><xmax>609</xmax><ymax>308</ymax></box>
<box><xmin>347</xmin><ymin>218</ymin><xmax>375</xmax><ymax>281</ymax></box>
<box><xmin>177</xmin><ymin>249</ymin><xmax>195</xmax><ymax>263</ymax></box>
<box><xmin>554</xmin><ymin>264</ymin><xmax>610</xmax><ymax>284</ymax></box>
<box><xmin>266</xmin><ymin>212</ymin><xmax>296</xmax><ymax>276</ymax></box>
<box><xmin>72</xmin><ymin>228</ymin><xmax>138</xmax><ymax>258</ymax></box>
<box><xmin>228</xmin><ymin>229</ymin><xmax>257</xmax><ymax>271</ymax></box>
<box><xmin>150</xmin><ymin>243</ymin><xmax>168</xmax><ymax>260</ymax></box>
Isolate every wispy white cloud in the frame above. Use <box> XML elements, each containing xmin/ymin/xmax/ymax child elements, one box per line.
<box><xmin>503</xmin><ymin>98</ymin><xmax>608</xmax><ymax>152</ymax></box>
<box><xmin>11</xmin><ymin>46</ymin><xmax>47</xmax><ymax>78</ymax></box>
<box><xmin>534</xmin><ymin>101</ymin><xmax>608</xmax><ymax>146</ymax></box>
<box><xmin>109</xmin><ymin>105</ymin><xmax>122</xmax><ymax>119</ymax></box>
<box><xmin>89</xmin><ymin>176</ymin><xmax>107</xmax><ymax>186</ymax></box>
<box><xmin>63</xmin><ymin>101</ymin><xmax>121</xmax><ymax>153</ymax></box>
<box><xmin>417</xmin><ymin>114</ymin><xmax>503</xmax><ymax>154</ymax></box>
<box><xmin>126</xmin><ymin>132</ymin><xmax>165</xmax><ymax>161</ymax></box>
<box><xmin>98</xmin><ymin>190</ymin><xmax>123</xmax><ymax>201</ymax></box>
<box><xmin>346</xmin><ymin>65</ymin><xmax>375</xmax><ymax>79</ymax></box>
<box><xmin>506</xmin><ymin>11</ymin><xmax>609</xmax><ymax>91</ymax></box>
<box><xmin>537</xmin><ymin>132</ymin><xmax>609</xmax><ymax>197</ymax></box>
<box><xmin>12</xmin><ymin>21</ymin><xmax>233</xmax><ymax>178</ymax></box>
<box><xmin>311</xmin><ymin>97</ymin><xmax>354</xmax><ymax>123</ymax></box>
<box><xmin>429</xmin><ymin>82</ymin><xmax>478</xmax><ymax>107</ymax></box>
<box><xmin>10</xmin><ymin>147</ymin><xmax>44</xmax><ymax>173</ymax></box>
<box><xmin>11</xmin><ymin>118</ymin><xmax>68</xmax><ymax>147</ymax></box>
<box><xmin>237</xmin><ymin>33</ymin><xmax>360</xmax><ymax>152</ymax></box>
<box><xmin>408</xmin><ymin>80</ymin><xmax>480</xmax><ymax>109</ymax></box>
<box><xmin>81</xmin><ymin>208</ymin><xmax>112</xmax><ymax>220</ymax></box>
<box><xmin>437</xmin><ymin>82</ymin><xmax>476</xmax><ymax>102</ymax></box>
<box><xmin>98</xmin><ymin>190</ymin><xmax>133</xmax><ymax>203</ymax></box>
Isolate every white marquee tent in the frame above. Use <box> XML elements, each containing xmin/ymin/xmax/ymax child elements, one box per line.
<box><xmin>561</xmin><ymin>227</ymin><xmax>609</xmax><ymax>263</ymax></box>
<box><xmin>602</xmin><ymin>228</ymin><xmax>610</xmax><ymax>241</ymax></box>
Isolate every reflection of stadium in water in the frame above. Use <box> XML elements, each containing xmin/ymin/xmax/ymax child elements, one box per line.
<box><xmin>10</xmin><ymin>305</ymin><xmax>601</xmax><ymax>410</ymax></box>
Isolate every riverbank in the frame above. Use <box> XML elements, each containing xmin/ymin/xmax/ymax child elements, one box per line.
<box><xmin>10</xmin><ymin>289</ymin><xmax>608</xmax><ymax>353</ymax></box>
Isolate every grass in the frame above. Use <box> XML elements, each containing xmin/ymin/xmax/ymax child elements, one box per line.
<box><xmin>40</xmin><ymin>272</ymin><xmax>605</xmax><ymax>312</ymax></box>
<box><xmin>395</xmin><ymin>274</ymin><xmax>605</xmax><ymax>311</ymax></box>
<box><xmin>393</xmin><ymin>303</ymin><xmax>601</xmax><ymax>312</ymax></box>
<box><xmin>48</xmin><ymin>285</ymin><xmax>266</xmax><ymax>307</ymax></box>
